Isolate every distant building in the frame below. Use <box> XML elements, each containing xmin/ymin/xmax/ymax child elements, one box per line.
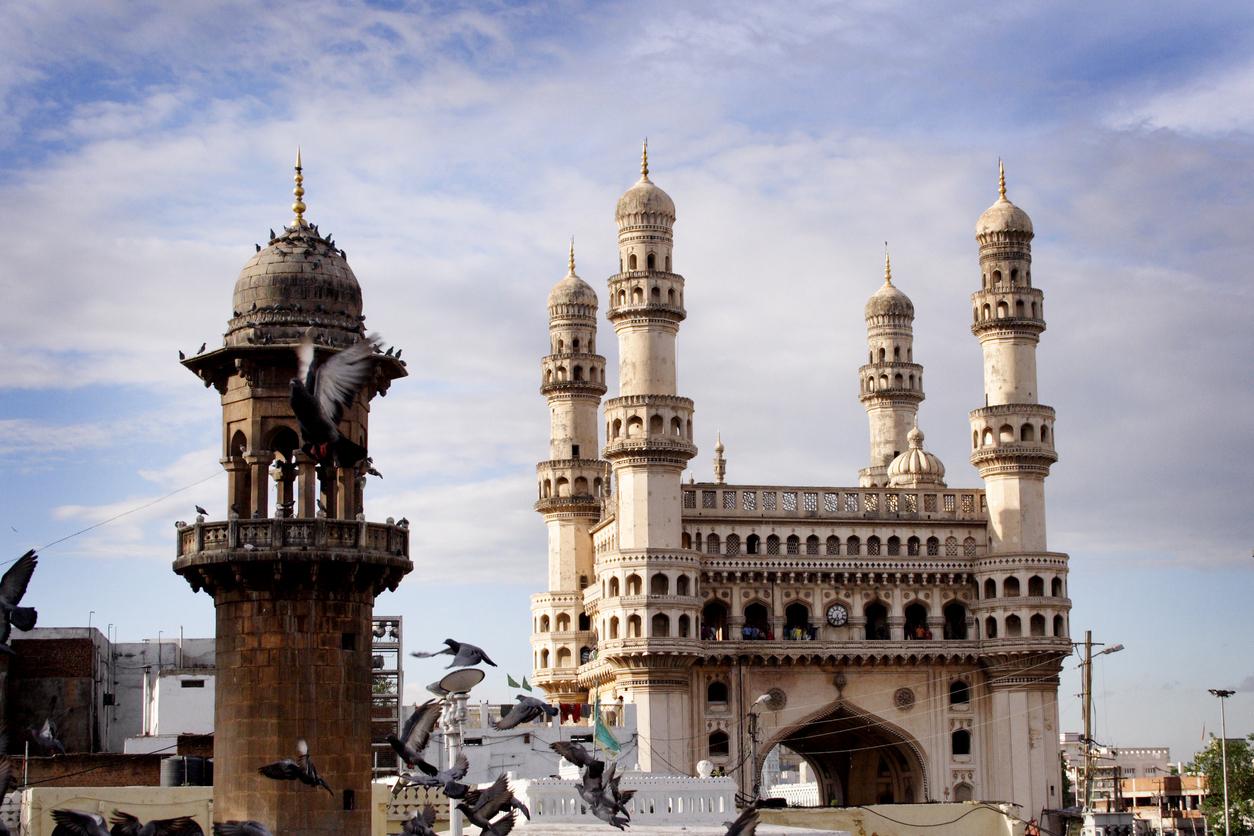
<box><xmin>1118</xmin><ymin>775</ymin><xmax>1208</xmax><ymax>834</ymax></box>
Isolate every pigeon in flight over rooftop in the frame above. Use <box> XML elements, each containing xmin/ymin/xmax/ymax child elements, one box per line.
<box><xmin>289</xmin><ymin>330</ymin><xmax>379</xmax><ymax>468</ymax></box>
<box><xmin>213</xmin><ymin>823</ymin><xmax>272</xmax><ymax>836</ymax></box>
<box><xmin>258</xmin><ymin>738</ymin><xmax>332</xmax><ymax>795</ymax></box>
<box><xmin>722</xmin><ymin>804</ymin><xmax>761</xmax><ymax>835</ymax></box>
<box><xmin>492</xmin><ymin>695</ymin><xmax>558</xmax><ymax>731</ymax></box>
<box><xmin>395</xmin><ymin>751</ymin><xmax>471</xmax><ymax>799</ymax></box>
<box><xmin>50</xmin><ymin>810</ymin><xmax>110</xmax><ymax>836</ymax></box>
<box><xmin>411</xmin><ymin>638</ymin><xmax>496</xmax><ymax>669</ymax></box>
<box><xmin>0</xmin><ymin>549</ymin><xmax>38</xmax><ymax>655</ymax></box>
<box><xmin>400</xmin><ymin>804</ymin><xmax>438</xmax><ymax>836</ymax></box>
<box><xmin>29</xmin><ymin>716</ymin><xmax>65</xmax><ymax>756</ymax></box>
<box><xmin>108</xmin><ymin>810</ymin><xmax>201</xmax><ymax>836</ymax></box>
<box><xmin>387</xmin><ymin>700</ymin><xmax>442</xmax><ymax>768</ymax></box>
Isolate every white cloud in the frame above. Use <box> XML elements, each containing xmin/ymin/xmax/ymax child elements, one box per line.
<box><xmin>1108</xmin><ymin>61</ymin><xmax>1254</xmax><ymax>134</ymax></box>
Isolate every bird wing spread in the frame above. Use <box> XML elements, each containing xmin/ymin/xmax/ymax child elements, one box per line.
<box><xmin>421</xmin><ymin>805</ymin><xmax>437</xmax><ymax>826</ymax></box>
<box><xmin>550</xmin><ymin>740</ymin><xmax>594</xmax><ymax>768</ymax></box>
<box><xmin>402</xmin><ymin>700</ymin><xmax>442</xmax><ymax>752</ymax></box>
<box><xmin>726</xmin><ymin>806</ymin><xmax>759</xmax><ymax>836</ymax></box>
<box><xmin>311</xmin><ymin>336</ymin><xmax>377</xmax><ymax>426</ymax></box>
<box><xmin>471</xmin><ymin>773</ymin><xmax>511</xmax><ymax>814</ymax></box>
<box><xmin>295</xmin><ymin>335</ymin><xmax>316</xmax><ymax>389</ymax></box>
<box><xmin>150</xmin><ymin>817</ymin><xmax>199</xmax><ymax>835</ymax></box>
<box><xmin>258</xmin><ymin>760</ymin><xmax>302</xmax><ymax>780</ymax></box>
<box><xmin>448</xmin><ymin>751</ymin><xmax>469</xmax><ymax>781</ymax></box>
<box><xmin>51</xmin><ymin>809</ymin><xmax>106</xmax><ymax>835</ymax></box>
<box><xmin>108</xmin><ymin>810</ymin><xmax>140</xmax><ymax>835</ymax></box>
<box><xmin>413</xmin><ymin>756</ymin><xmax>439</xmax><ymax>777</ymax></box>
<box><xmin>0</xmin><ymin>551</ymin><xmax>36</xmax><ymax>605</ymax></box>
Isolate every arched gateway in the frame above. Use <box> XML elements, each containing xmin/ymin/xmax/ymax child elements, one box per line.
<box><xmin>762</xmin><ymin>700</ymin><xmax>928</xmax><ymax>806</ymax></box>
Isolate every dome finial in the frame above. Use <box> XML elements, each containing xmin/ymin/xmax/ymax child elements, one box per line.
<box><xmin>292</xmin><ymin>147</ymin><xmax>307</xmax><ymax>226</ymax></box>
<box><xmin>641</xmin><ymin>138</ymin><xmax>649</xmax><ymax>180</ymax></box>
<box><xmin>998</xmin><ymin>158</ymin><xmax>1006</xmax><ymax>200</ymax></box>
<box><xmin>568</xmin><ymin>236</ymin><xmax>576</xmax><ymax>275</ymax></box>
<box><xmin>883</xmin><ymin>241</ymin><xmax>892</xmax><ymax>286</ymax></box>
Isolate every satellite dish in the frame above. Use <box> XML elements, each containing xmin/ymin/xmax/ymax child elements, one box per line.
<box><xmin>435</xmin><ymin>667</ymin><xmax>485</xmax><ymax>695</ymax></box>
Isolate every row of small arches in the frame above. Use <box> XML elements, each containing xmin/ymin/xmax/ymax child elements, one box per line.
<box><xmin>602</xmin><ymin>612</ymin><xmax>692</xmax><ymax>639</ymax></box>
<box><xmin>608</xmin><ymin>415</ymin><xmax>693</xmax><ymax>440</ymax></box>
<box><xmin>868</xmin><ymin>346</ymin><xmax>914</xmax><ymax>363</ymax></box>
<box><xmin>973</xmin><ymin>422</ymin><xmax>1051</xmax><ymax>448</ymax></box>
<box><xmin>979</xmin><ymin>575</ymin><xmax>1064</xmax><ymax>599</ymax></box>
<box><xmin>614</xmin><ymin>284</ymin><xmax>680</xmax><ymax>308</ymax></box>
<box><xmin>982</xmin><ymin>267</ymin><xmax>1030</xmax><ymax>289</ymax></box>
<box><xmin>705</xmin><ymin>677</ymin><xmax>971</xmax><ymax>706</ymax></box>
<box><xmin>621</xmin><ymin>252</ymin><xmax>670</xmax><ymax>271</ymax></box>
<box><xmin>538</xmin><ymin>476</ymin><xmax>604</xmax><ymax>499</ymax></box>
<box><xmin>534</xmin><ymin>612</ymin><xmax>592</xmax><ymax>632</ymax></box>
<box><xmin>551</xmin><ymin>336</ymin><xmax>596</xmax><ymax>354</ymax></box>
<box><xmin>701</xmin><ymin>599</ymin><xmax>972</xmax><ymax>641</ymax></box>
<box><xmin>544</xmin><ymin>365</ymin><xmax>603</xmax><ymax>384</ymax></box>
<box><xmin>974</xmin><ymin>298</ymin><xmax>1039</xmax><ymax>322</ymax></box>
<box><xmin>535</xmin><ymin>646</ymin><xmax>593</xmax><ymax>669</ymax></box>
<box><xmin>982</xmin><ymin>613</ymin><xmax>1066</xmax><ymax>638</ymax></box>
<box><xmin>683</xmin><ymin>532</ymin><xmax>975</xmax><ymax>558</ymax></box>
<box><xmin>863</xmin><ymin>372</ymin><xmax>920</xmax><ymax>393</ymax></box>
<box><xmin>603</xmin><ymin>572</ymin><xmax>694</xmax><ymax>598</ymax></box>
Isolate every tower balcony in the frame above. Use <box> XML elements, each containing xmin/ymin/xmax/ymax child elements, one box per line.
<box><xmin>173</xmin><ymin>516</ymin><xmax>410</xmax><ymax>597</ymax></box>
<box><xmin>606</xmin><ymin>270</ymin><xmax>686</xmax><ymax>323</ymax></box>
<box><xmin>603</xmin><ymin>395</ymin><xmax>696</xmax><ymax>464</ymax></box>
<box><xmin>540</xmin><ymin>353</ymin><xmax>608</xmax><ymax>397</ymax></box>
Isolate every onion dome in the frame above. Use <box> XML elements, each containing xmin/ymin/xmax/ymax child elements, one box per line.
<box><xmin>864</xmin><ymin>247</ymin><xmax>914</xmax><ymax>320</ymax></box>
<box><xmin>888</xmin><ymin>426</ymin><xmax>947</xmax><ymax>488</ymax></box>
<box><xmin>976</xmin><ymin>160</ymin><xmax>1033</xmax><ymax>238</ymax></box>
<box><xmin>615</xmin><ymin>140</ymin><xmax>676</xmax><ymax>224</ymax></box>
<box><xmin>548</xmin><ymin>240</ymin><xmax>598</xmax><ymax>309</ymax></box>
<box><xmin>228</xmin><ymin>153</ymin><xmax>363</xmax><ymax>349</ymax></box>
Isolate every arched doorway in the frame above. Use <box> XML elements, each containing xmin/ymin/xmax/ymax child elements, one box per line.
<box><xmin>762</xmin><ymin>701</ymin><xmax>927</xmax><ymax>806</ymax></box>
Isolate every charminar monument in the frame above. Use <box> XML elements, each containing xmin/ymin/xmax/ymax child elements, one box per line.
<box><xmin>530</xmin><ymin>145</ymin><xmax>1070</xmax><ymax>820</ymax></box>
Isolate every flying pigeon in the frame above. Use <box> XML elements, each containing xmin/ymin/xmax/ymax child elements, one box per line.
<box><xmin>722</xmin><ymin>804</ymin><xmax>761</xmax><ymax>836</ymax></box>
<box><xmin>50</xmin><ymin>810</ymin><xmax>110</xmax><ymax>836</ymax></box>
<box><xmin>411</xmin><ymin>638</ymin><xmax>496</xmax><ymax>669</ymax></box>
<box><xmin>400</xmin><ymin>804</ymin><xmax>438</xmax><ymax>836</ymax></box>
<box><xmin>387</xmin><ymin>700</ymin><xmax>442</xmax><ymax>768</ymax></box>
<box><xmin>258</xmin><ymin>738</ymin><xmax>332</xmax><ymax>795</ymax></box>
<box><xmin>492</xmin><ymin>695</ymin><xmax>558</xmax><ymax>731</ymax></box>
<box><xmin>550</xmin><ymin>740</ymin><xmax>597</xmax><ymax>769</ymax></box>
<box><xmin>212</xmin><ymin>823</ymin><xmax>271</xmax><ymax>836</ymax></box>
<box><xmin>29</xmin><ymin>717</ymin><xmax>65</xmax><ymax>756</ymax></box>
<box><xmin>460</xmin><ymin>772</ymin><xmax>530</xmax><ymax>821</ymax></box>
<box><xmin>554</xmin><ymin>743</ymin><xmax>633</xmax><ymax>828</ymax></box>
<box><xmin>108</xmin><ymin>810</ymin><xmax>201</xmax><ymax>836</ymax></box>
<box><xmin>0</xmin><ymin>550</ymin><xmax>38</xmax><ymax>654</ymax></box>
<box><xmin>365</xmin><ymin>463</ymin><xmax>383</xmax><ymax>479</ymax></box>
<box><xmin>289</xmin><ymin>330</ymin><xmax>379</xmax><ymax>468</ymax></box>
<box><xmin>396</xmin><ymin>751</ymin><xmax>471</xmax><ymax>799</ymax></box>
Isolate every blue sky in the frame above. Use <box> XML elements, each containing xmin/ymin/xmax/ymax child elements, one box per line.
<box><xmin>2</xmin><ymin>1</ymin><xmax>1253</xmax><ymax>764</ymax></box>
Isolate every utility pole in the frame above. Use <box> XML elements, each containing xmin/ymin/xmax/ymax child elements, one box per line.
<box><xmin>1209</xmin><ymin>688</ymin><xmax>1234</xmax><ymax>836</ymax></box>
<box><xmin>749</xmin><ymin>708</ymin><xmax>760</xmax><ymax>801</ymax></box>
<box><xmin>1083</xmin><ymin>630</ymin><xmax>1094</xmax><ymax>811</ymax></box>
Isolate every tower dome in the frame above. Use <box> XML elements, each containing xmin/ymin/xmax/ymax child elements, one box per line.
<box><xmin>548</xmin><ymin>241</ymin><xmax>598</xmax><ymax>309</ymax></box>
<box><xmin>976</xmin><ymin>160</ymin><xmax>1033</xmax><ymax>238</ymax></box>
<box><xmin>615</xmin><ymin>141</ymin><xmax>676</xmax><ymax>225</ymax></box>
<box><xmin>228</xmin><ymin>154</ymin><xmax>364</xmax><ymax>350</ymax></box>
<box><xmin>864</xmin><ymin>248</ymin><xmax>914</xmax><ymax>320</ymax></box>
<box><xmin>887</xmin><ymin>426</ymin><xmax>946</xmax><ymax>487</ymax></box>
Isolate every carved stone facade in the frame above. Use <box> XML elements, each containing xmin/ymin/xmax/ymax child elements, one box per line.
<box><xmin>530</xmin><ymin>151</ymin><xmax>1070</xmax><ymax>819</ymax></box>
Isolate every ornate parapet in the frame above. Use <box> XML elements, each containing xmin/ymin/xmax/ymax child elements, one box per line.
<box><xmin>173</xmin><ymin>517</ymin><xmax>411</xmax><ymax>598</ymax></box>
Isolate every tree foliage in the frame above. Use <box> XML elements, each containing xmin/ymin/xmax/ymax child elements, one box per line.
<box><xmin>1187</xmin><ymin>734</ymin><xmax>1254</xmax><ymax>834</ymax></box>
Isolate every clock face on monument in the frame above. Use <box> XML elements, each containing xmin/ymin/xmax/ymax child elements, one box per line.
<box><xmin>826</xmin><ymin>604</ymin><xmax>848</xmax><ymax>626</ymax></box>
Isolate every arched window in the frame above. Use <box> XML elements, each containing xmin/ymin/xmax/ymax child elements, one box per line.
<box><xmin>627</xmin><ymin>614</ymin><xmax>642</xmax><ymax>637</ymax></box>
<box><xmin>999</xmin><ymin>424</ymin><xmax>1014</xmax><ymax>443</ymax></box>
<box><xmin>972</xmin><ymin>429</ymin><xmax>979</xmax><ymax>449</ymax></box>
<box><xmin>542</xmin><ymin>479</ymin><xmax>552</xmax><ymax>499</ymax></box>
<box><xmin>612</xmin><ymin>418</ymin><xmax>623</xmax><ymax>438</ymax></box>
<box><xmin>997</xmin><ymin>301</ymin><xmax>1008</xmax><ymax>317</ymax></box>
<box><xmin>953</xmin><ymin>783</ymin><xmax>973</xmax><ymax>802</ymax></box>
<box><xmin>963</xmin><ymin>537</ymin><xmax>976</xmax><ymax>556</ymax></box>
<box><xmin>982</xmin><ymin>303</ymin><xmax>991</xmax><ymax>320</ymax></box>
<box><xmin>574</xmin><ymin>476</ymin><xmax>588</xmax><ymax>495</ymax></box>
<box><xmin>1041</xmin><ymin>424</ymin><xmax>1050</xmax><ymax>443</ymax></box>
<box><xmin>609</xmin><ymin>616</ymin><xmax>620</xmax><ymax>639</ymax></box>
<box><xmin>1003</xmin><ymin>577</ymin><xmax>1020</xmax><ymax>597</ymax></box>
<box><xmin>826</xmin><ymin>535</ymin><xmax>840</xmax><ymax>555</ymax></box>
<box><xmin>806</xmin><ymin>534</ymin><xmax>820</xmax><ymax>555</ymax></box>
<box><xmin>609</xmin><ymin>577</ymin><xmax>621</xmax><ymax>597</ymax></box>
<box><xmin>632</xmin><ymin>286</ymin><xmax>643</xmax><ymax>304</ymax></box>
<box><xmin>626</xmin><ymin>416</ymin><xmax>643</xmax><ymax>438</ymax></box>
<box><xmin>617</xmin><ymin>289</ymin><xmax>626</xmax><ymax>305</ymax></box>
<box><xmin>952</xmin><ymin>729</ymin><xmax>972</xmax><ymax>756</ymax></box>
<box><xmin>887</xmin><ymin>536</ymin><xmax>901</xmax><ymax>556</ymax></box>
<box><xmin>945</xmin><ymin>536</ymin><xmax>958</xmax><ymax>556</ymax></box>
<box><xmin>786</xmin><ymin>535</ymin><xmax>800</xmax><ymax>555</ymax></box>
<box><xmin>556</xmin><ymin>647</ymin><xmax>572</xmax><ymax>667</ymax></box>
<box><xmin>992</xmin><ymin>269</ymin><xmax>1002</xmax><ymax>285</ymax></box>
<box><xmin>864</xmin><ymin>602</ymin><xmax>889</xmax><ymax>640</ymax></box>
<box><xmin>982</xmin><ymin>428</ymin><xmax>994</xmax><ymax>447</ymax></box>
<box><xmin>1030</xmin><ymin>614</ymin><xmax>1046</xmax><ymax>636</ymax></box>
<box><xmin>1028</xmin><ymin>576</ymin><xmax>1044</xmax><ymax>597</ymax></box>
<box><xmin>676</xmin><ymin>575</ymin><xmax>691</xmax><ymax>596</ymax></box>
<box><xmin>578</xmin><ymin>613</ymin><xmax>590</xmax><ymax>631</ymax></box>
<box><xmin>904</xmin><ymin>602</ymin><xmax>928</xmax><ymax>639</ymax></box>
<box><xmin>579</xmin><ymin>646</ymin><xmax>592</xmax><ymax>664</ymax></box>
<box><xmin>1005</xmin><ymin>614</ymin><xmax>1022</xmax><ymax>637</ymax></box>
<box><xmin>678</xmin><ymin>614</ymin><xmax>691</xmax><ymax>637</ymax></box>
<box><xmin>651</xmin><ymin>613</ymin><xmax>670</xmax><ymax>637</ymax></box>
<box><xmin>766</xmin><ymin>535</ymin><xmax>780</xmax><ymax>555</ymax></box>
<box><xmin>927</xmin><ymin>536</ymin><xmax>940</xmax><ymax>556</ymax></box>
<box><xmin>1054</xmin><ymin>614</ymin><xmax>1066</xmax><ymax>637</ymax></box>
<box><xmin>747</xmin><ymin>534</ymin><xmax>761</xmax><ymax>554</ymax></box>
<box><xmin>670</xmin><ymin>416</ymin><xmax>683</xmax><ymax>435</ymax></box>
<box><xmin>879</xmin><ymin>347</ymin><xmax>886</xmax><ymax>362</ymax></box>
<box><xmin>866</xmin><ymin>536</ymin><xmax>880</xmax><ymax>555</ymax></box>
<box><xmin>725</xmin><ymin>534</ymin><xmax>741</xmax><ymax>556</ymax></box>
<box><xmin>707</xmin><ymin>681</ymin><xmax>728</xmax><ymax>703</ymax></box>
<box><xmin>708</xmin><ymin>730</ymin><xmax>730</xmax><ymax>757</ymax></box>
<box><xmin>784</xmin><ymin>602</ymin><xmax>811</xmax><ymax>638</ymax></box>
<box><xmin>1010</xmin><ymin>267</ymin><xmax>1019</xmax><ymax>285</ymax></box>
<box><xmin>539</xmin><ymin>615</ymin><xmax>551</xmax><ymax>632</ymax></box>
<box><xmin>647</xmin><ymin>253</ymin><xmax>656</xmax><ymax>270</ymax></box>
<box><xmin>707</xmin><ymin>533</ymin><xmax>721</xmax><ymax>554</ymax></box>
<box><xmin>649</xmin><ymin>414</ymin><xmax>663</xmax><ymax>435</ymax></box>
<box><xmin>984</xmin><ymin>616</ymin><xmax>997</xmax><ymax>638</ymax></box>
<box><xmin>556</xmin><ymin>477</ymin><xmax>569</xmax><ymax>497</ymax></box>
<box><xmin>667</xmin><ymin>288</ymin><xmax>675</xmax><ymax>304</ymax></box>
<box><xmin>628</xmin><ymin>254</ymin><xmax>637</xmax><ymax>270</ymax></box>
<box><xmin>702</xmin><ymin>600</ymin><xmax>728</xmax><ymax>640</ymax></box>
<box><xmin>1051</xmin><ymin>577</ymin><xmax>1063</xmax><ymax>597</ymax></box>
<box><xmin>1020</xmin><ymin>423</ymin><xmax>1035</xmax><ymax>442</ymax></box>
<box><xmin>894</xmin><ymin>373</ymin><xmax>904</xmax><ymax>388</ymax></box>
<box><xmin>907</xmin><ymin>536</ymin><xmax>919</xmax><ymax>556</ymax></box>
<box><xmin>743</xmin><ymin>602</ymin><xmax>770</xmax><ymax>638</ymax></box>
<box><xmin>626</xmin><ymin>574</ymin><xmax>642</xmax><ymax>595</ymax></box>
<box><xmin>665</xmin><ymin>255</ymin><xmax>671</xmax><ymax>271</ymax></box>
<box><xmin>984</xmin><ymin>578</ymin><xmax>996</xmax><ymax>599</ymax></box>
<box><xmin>681</xmin><ymin>531</ymin><xmax>692</xmax><ymax>549</ymax></box>
<box><xmin>556</xmin><ymin>613</ymin><xmax>570</xmax><ymax>631</ymax></box>
<box><xmin>944</xmin><ymin>601</ymin><xmax>968</xmax><ymax>640</ymax></box>
<box><xmin>573</xmin><ymin>365</ymin><xmax>584</xmax><ymax>381</ymax></box>
<box><xmin>846</xmin><ymin>536</ymin><xmax>861</xmax><ymax>555</ymax></box>
<box><xmin>650</xmin><ymin>573</ymin><xmax>669</xmax><ymax>595</ymax></box>
<box><xmin>540</xmin><ymin>648</ymin><xmax>550</xmax><ymax>668</ymax></box>
<box><xmin>650</xmin><ymin>285</ymin><xmax>660</xmax><ymax>302</ymax></box>
<box><xmin>949</xmin><ymin>680</ymin><xmax>970</xmax><ymax>705</ymax></box>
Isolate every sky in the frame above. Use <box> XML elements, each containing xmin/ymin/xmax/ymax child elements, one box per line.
<box><xmin>1</xmin><ymin>0</ymin><xmax>1252</xmax><ymax>766</ymax></box>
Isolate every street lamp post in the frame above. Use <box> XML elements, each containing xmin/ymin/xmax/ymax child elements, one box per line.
<box><xmin>748</xmin><ymin>693</ymin><xmax>772</xmax><ymax>802</ymax></box>
<box><xmin>1080</xmin><ymin>631</ymin><xmax>1124</xmax><ymax>812</ymax></box>
<box><xmin>1208</xmin><ymin>688</ymin><xmax>1235</xmax><ymax>836</ymax></box>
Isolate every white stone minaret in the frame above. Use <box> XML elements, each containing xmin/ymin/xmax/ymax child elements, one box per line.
<box><xmin>859</xmin><ymin>247</ymin><xmax>925</xmax><ymax>486</ymax></box>
<box><xmin>968</xmin><ymin>163</ymin><xmax>1057</xmax><ymax>550</ymax></box>
<box><xmin>969</xmin><ymin>162</ymin><xmax>1068</xmax><ymax>818</ymax></box>
<box><xmin>600</xmin><ymin>143</ymin><xmax>700</xmax><ymax>773</ymax></box>
<box><xmin>531</xmin><ymin>241</ymin><xmax>607</xmax><ymax>702</ymax></box>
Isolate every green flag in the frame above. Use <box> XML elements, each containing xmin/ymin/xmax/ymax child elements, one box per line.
<box><xmin>506</xmin><ymin>674</ymin><xmax>520</xmax><ymax>689</ymax></box>
<box><xmin>593</xmin><ymin>694</ymin><xmax>621</xmax><ymax>754</ymax></box>
<box><xmin>521</xmin><ymin>676</ymin><xmax>532</xmax><ymax>692</ymax></box>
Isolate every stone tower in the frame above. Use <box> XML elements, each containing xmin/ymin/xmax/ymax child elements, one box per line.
<box><xmin>968</xmin><ymin>162</ymin><xmax>1067</xmax><ymax>816</ymax></box>
<box><xmin>600</xmin><ymin>144</ymin><xmax>699</xmax><ymax>771</ymax></box>
<box><xmin>531</xmin><ymin>242</ymin><xmax>608</xmax><ymax>703</ymax></box>
<box><xmin>859</xmin><ymin>248</ymin><xmax>925</xmax><ymax>487</ymax></box>
<box><xmin>175</xmin><ymin>156</ymin><xmax>411</xmax><ymax>835</ymax></box>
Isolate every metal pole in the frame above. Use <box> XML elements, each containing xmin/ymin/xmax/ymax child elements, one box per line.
<box><xmin>1218</xmin><ymin>693</ymin><xmax>1231</xmax><ymax>836</ymax></box>
<box><xmin>749</xmin><ymin>708</ymin><xmax>760</xmax><ymax>802</ymax></box>
<box><xmin>1083</xmin><ymin>630</ymin><xmax>1093</xmax><ymax>812</ymax></box>
<box><xmin>446</xmin><ymin>693</ymin><xmax>467</xmax><ymax>836</ymax></box>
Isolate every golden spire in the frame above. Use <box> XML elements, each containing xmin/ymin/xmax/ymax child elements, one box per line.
<box><xmin>884</xmin><ymin>241</ymin><xmax>893</xmax><ymax>286</ymax></box>
<box><xmin>641</xmin><ymin>138</ymin><xmax>649</xmax><ymax>180</ymax></box>
<box><xmin>998</xmin><ymin>158</ymin><xmax>1006</xmax><ymax>200</ymax></box>
<box><xmin>292</xmin><ymin>147</ymin><xmax>307</xmax><ymax>226</ymax></box>
<box><xmin>568</xmin><ymin>236</ymin><xmax>576</xmax><ymax>275</ymax></box>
